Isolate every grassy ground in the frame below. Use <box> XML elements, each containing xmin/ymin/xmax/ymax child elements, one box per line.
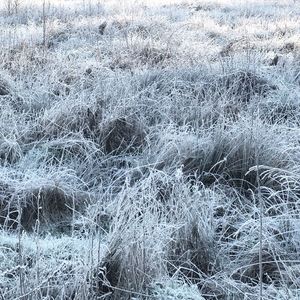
<box><xmin>0</xmin><ymin>0</ymin><xmax>300</xmax><ymax>299</ymax></box>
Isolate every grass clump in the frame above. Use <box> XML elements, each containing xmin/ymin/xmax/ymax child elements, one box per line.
<box><xmin>0</xmin><ymin>72</ymin><xmax>23</xmax><ymax>111</ymax></box>
<box><xmin>137</xmin><ymin>46</ymin><xmax>171</xmax><ymax>66</ymax></box>
<box><xmin>101</xmin><ymin>117</ymin><xmax>146</xmax><ymax>155</ymax></box>
<box><xmin>20</xmin><ymin>186</ymin><xmax>75</xmax><ymax>232</ymax></box>
<box><xmin>0</xmin><ymin>166</ymin><xmax>86</xmax><ymax>233</ymax></box>
<box><xmin>182</xmin><ymin>120</ymin><xmax>288</xmax><ymax>191</ymax></box>
<box><xmin>202</xmin><ymin>71</ymin><xmax>277</xmax><ymax>103</ymax></box>
<box><xmin>168</xmin><ymin>221</ymin><xmax>217</xmax><ymax>282</ymax></box>
<box><xmin>0</xmin><ymin>137</ymin><xmax>22</xmax><ymax>164</ymax></box>
<box><xmin>0</xmin><ymin>185</ymin><xmax>77</xmax><ymax>232</ymax></box>
<box><xmin>94</xmin><ymin>209</ymin><xmax>168</xmax><ymax>299</ymax></box>
<box><xmin>29</xmin><ymin>103</ymin><xmax>102</xmax><ymax>142</ymax></box>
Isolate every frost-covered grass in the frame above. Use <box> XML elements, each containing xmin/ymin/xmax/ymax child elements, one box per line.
<box><xmin>0</xmin><ymin>0</ymin><xmax>300</xmax><ymax>299</ymax></box>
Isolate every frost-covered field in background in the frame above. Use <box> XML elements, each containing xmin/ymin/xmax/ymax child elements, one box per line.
<box><xmin>0</xmin><ymin>0</ymin><xmax>300</xmax><ymax>299</ymax></box>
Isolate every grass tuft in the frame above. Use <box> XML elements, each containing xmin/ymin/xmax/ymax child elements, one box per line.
<box><xmin>101</xmin><ymin>117</ymin><xmax>146</xmax><ymax>155</ymax></box>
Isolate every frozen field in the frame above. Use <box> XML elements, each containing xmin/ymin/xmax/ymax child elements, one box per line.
<box><xmin>0</xmin><ymin>0</ymin><xmax>300</xmax><ymax>299</ymax></box>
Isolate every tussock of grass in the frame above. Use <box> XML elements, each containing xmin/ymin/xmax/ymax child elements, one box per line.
<box><xmin>136</xmin><ymin>46</ymin><xmax>172</xmax><ymax>66</ymax></box>
<box><xmin>92</xmin><ymin>172</ymin><xmax>220</xmax><ymax>298</ymax></box>
<box><xmin>0</xmin><ymin>184</ymin><xmax>80</xmax><ymax>232</ymax></box>
<box><xmin>259</xmin><ymin>93</ymin><xmax>300</xmax><ymax>126</ymax></box>
<box><xmin>101</xmin><ymin>117</ymin><xmax>146</xmax><ymax>154</ymax></box>
<box><xmin>202</xmin><ymin>71</ymin><xmax>277</xmax><ymax>103</ymax></box>
<box><xmin>32</xmin><ymin>103</ymin><xmax>102</xmax><ymax>141</ymax></box>
<box><xmin>0</xmin><ymin>71</ymin><xmax>24</xmax><ymax>111</ymax></box>
<box><xmin>0</xmin><ymin>137</ymin><xmax>22</xmax><ymax>164</ymax></box>
<box><xmin>20</xmin><ymin>186</ymin><xmax>75</xmax><ymax>231</ymax></box>
<box><xmin>47</xmin><ymin>28</ymin><xmax>71</xmax><ymax>49</ymax></box>
<box><xmin>0</xmin><ymin>164</ymin><xmax>88</xmax><ymax>233</ymax></box>
<box><xmin>168</xmin><ymin>221</ymin><xmax>217</xmax><ymax>281</ymax></box>
<box><xmin>181</xmin><ymin>120</ymin><xmax>289</xmax><ymax>191</ymax></box>
<box><xmin>95</xmin><ymin>206</ymin><xmax>169</xmax><ymax>298</ymax></box>
<box><xmin>109</xmin><ymin>46</ymin><xmax>172</xmax><ymax>70</ymax></box>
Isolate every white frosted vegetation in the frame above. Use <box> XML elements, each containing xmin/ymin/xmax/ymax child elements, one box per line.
<box><xmin>0</xmin><ymin>0</ymin><xmax>300</xmax><ymax>299</ymax></box>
